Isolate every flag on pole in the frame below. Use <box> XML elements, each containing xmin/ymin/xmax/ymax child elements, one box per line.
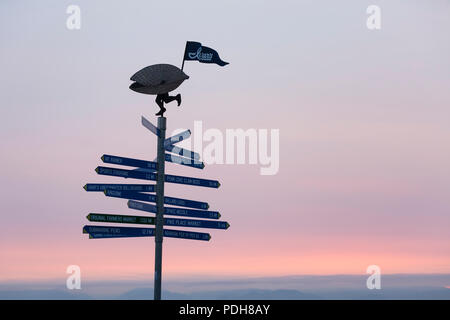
<box><xmin>182</xmin><ymin>41</ymin><xmax>229</xmax><ymax>68</ymax></box>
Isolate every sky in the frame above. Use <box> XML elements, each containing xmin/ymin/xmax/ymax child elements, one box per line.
<box><xmin>0</xmin><ymin>0</ymin><xmax>449</xmax><ymax>290</ymax></box>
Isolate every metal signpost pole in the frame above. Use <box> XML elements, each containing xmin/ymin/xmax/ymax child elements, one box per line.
<box><xmin>154</xmin><ymin>116</ymin><xmax>166</xmax><ymax>300</ymax></box>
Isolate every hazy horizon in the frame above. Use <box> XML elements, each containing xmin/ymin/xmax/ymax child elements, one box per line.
<box><xmin>1</xmin><ymin>273</ymin><xmax>449</xmax><ymax>299</ymax></box>
<box><xmin>1</xmin><ymin>0</ymin><xmax>449</xmax><ymax>298</ymax></box>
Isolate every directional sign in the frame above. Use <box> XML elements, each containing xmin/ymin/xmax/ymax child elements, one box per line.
<box><xmin>128</xmin><ymin>200</ymin><xmax>220</xmax><ymax>219</ymax></box>
<box><xmin>83</xmin><ymin>225</ymin><xmax>154</xmax><ymax>238</ymax></box>
<box><xmin>87</xmin><ymin>213</ymin><xmax>155</xmax><ymax>224</ymax></box>
<box><xmin>141</xmin><ymin>116</ymin><xmax>160</xmax><ymax>137</ymax></box>
<box><xmin>104</xmin><ymin>190</ymin><xmax>209</xmax><ymax>210</ymax></box>
<box><xmin>165</xmin><ymin>153</ymin><xmax>204</xmax><ymax>170</ymax></box>
<box><xmin>165</xmin><ymin>144</ymin><xmax>200</xmax><ymax>160</ymax></box>
<box><xmin>163</xmin><ymin>229</ymin><xmax>211</xmax><ymax>241</ymax></box>
<box><xmin>87</xmin><ymin>213</ymin><xmax>229</xmax><ymax>230</ymax></box>
<box><xmin>164</xmin><ymin>130</ymin><xmax>191</xmax><ymax>148</ymax></box>
<box><xmin>131</xmin><ymin>167</ymin><xmax>156</xmax><ymax>173</ymax></box>
<box><xmin>102</xmin><ymin>153</ymin><xmax>204</xmax><ymax>173</ymax></box>
<box><xmin>164</xmin><ymin>173</ymin><xmax>220</xmax><ymax>188</ymax></box>
<box><xmin>83</xmin><ymin>184</ymin><xmax>155</xmax><ymax>192</ymax></box>
<box><xmin>102</xmin><ymin>154</ymin><xmax>157</xmax><ymax>170</ymax></box>
<box><xmin>83</xmin><ymin>225</ymin><xmax>211</xmax><ymax>241</ymax></box>
<box><xmin>83</xmin><ymin>111</ymin><xmax>226</xmax><ymax>302</ymax></box>
<box><xmin>164</xmin><ymin>217</ymin><xmax>229</xmax><ymax>230</ymax></box>
<box><xmin>96</xmin><ymin>166</ymin><xmax>220</xmax><ymax>188</ymax></box>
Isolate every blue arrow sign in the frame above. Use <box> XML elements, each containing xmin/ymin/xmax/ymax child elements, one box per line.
<box><xmin>95</xmin><ymin>166</ymin><xmax>220</xmax><ymax>188</ymax></box>
<box><xmin>83</xmin><ymin>184</ymin><xmax>156</xmax><ymax>192</ymax></box>
<box><xmin>163</xmin><ymin>229</ymin><xmax>211</xmax><ymax>241</ymax></box>
<box><xmin>83</xmin><ymin>225</ymin><xmax>154</xmax><ymax>238</ymax></box>
<box><xmin>165</xmin><ymin>144</ymin><xmax>200</xmax><ymax>160</ymax></box>
<box><xmin>131</xmin><ymin>167</ymin><xmax>156</xmax><ymax>174</ymax></box>
<box><xmin>164</xmin><ymin>217</ymin><xmax>229</xmax><ymax>230</ymax></box>
<box><xmin>126</xmin><ymin>155</ymin><xmax>203</xmax><ymax>173</ymax></box>
<box><xmin>164</xmin><ymin>173</ymin><xmax>220</xmax><ymax>188</ymax></box>
<box><xmin>83</xmin><ymin>225</ymin><xmax>211</xmax><ymax>241</ymax></box>
<box><xmin>102</xmin><ymin>154</ymin><xmax>157</xmax><ymax>170</ymax></box>
<box><xmin>128</xmin><ymin>200</ymin><xmax>221</xmax><ymax>219</ymax></box>
<box><xmin>87</xmin><ymin>213</ymin><xmax>155</xmax><ymax>225</ymax></box>
<box><xmin>165</xmin><ymin>153</ymin><xmax>204</xmax><ymax>169</ymax></box>
<box><xmin>141</xmin><ymin>116</ymin><xmax>160</xmax><ymax>137</ymax></box>
<box><xmin>86</xmin><ymin>213</ymin><xmax>229</xmax><ymax>230</ymax></box>
<box><xmin>164</xmin><ymin>130</ymin><xmax>191</xmax><ymax>147</ymax></box>
<box><xmin>104</xmin><ymin>190</ymin><xmax>209</xmax><ymax>210</ymax></box>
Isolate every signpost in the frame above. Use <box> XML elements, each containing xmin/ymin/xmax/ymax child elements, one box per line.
<box><xmin>84</xmin><ymin>117</ymin><xmax>226</xmax><ymax>300</ymax></box>
<box><xmin>83</xmin><ymin>52</ymin><xmax>229</xmax><ymax>300</ymax></box>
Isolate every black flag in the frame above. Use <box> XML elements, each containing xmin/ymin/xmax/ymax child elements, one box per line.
<box><xmin>182</xmin><ymin>41</ymin><xmax>229</xmax><ymax>68</ymax></box>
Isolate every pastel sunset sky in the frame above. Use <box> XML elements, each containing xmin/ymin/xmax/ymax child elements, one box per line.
<box><xmin>1</xmin><ymin>0</ymin><xmax>449</xmax><ymax>284</ymax></box>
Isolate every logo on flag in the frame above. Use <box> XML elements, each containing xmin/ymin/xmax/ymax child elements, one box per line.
<box><xmin>183</xmin><ymin>41</ymin><xmax>229</xmax><ymax>67</ymax></box>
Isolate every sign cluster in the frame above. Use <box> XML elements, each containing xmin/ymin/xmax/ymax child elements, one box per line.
<box><xmin>82</xmin><ymin>116</ymin><xmax>228</xmax><ymax>242</ymax></box>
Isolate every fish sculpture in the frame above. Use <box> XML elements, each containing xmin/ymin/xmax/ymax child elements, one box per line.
<box><xmin>130</xmin><ymin>64</ymin><xmax>189</xmax><ymax>116</ymax></box>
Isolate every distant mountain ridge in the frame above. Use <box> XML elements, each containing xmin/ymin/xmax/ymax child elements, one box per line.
<box><xmin>119</xmin><ymin>288</ymin><xmax>320</xmax><ymax>300</ymax></box>
<box><xmin>1</xmin><ymin>274</ymin><xmax>449</xmax><ymax>299</ymax></box>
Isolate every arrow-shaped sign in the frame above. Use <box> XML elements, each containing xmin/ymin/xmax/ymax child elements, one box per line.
<box><xmin>164</xmin><ymin>130</ymin><xmax>191</xmax><ymax>147</ymax></box>
<box><xmin>83</xmin><ymin>184</ymin><xmax>156</xmax><ymax>192</ymax></box>
<box><xmin>103</xmin><ymin>153</ymin><xmax>204</xmax><ymax>171</ymax></box>
<box><xmin>141</xmin><ymin>116</ymin><xmax>160</xmax><ymax>137</ymax></box>
<box><xmin>128</xmin><ymin>200</ymin><xmax>220</xmax><ymax>219</ymax></box>
<box><xmin>101</xmin><ymin>154</ymin><xmax>157</xmax><ymax>170</ymax></box>
<box><xmin>165</xmin><ymin>144</ymin><xmax>200</xmax><ymax>161</ymax></box>
<box><xmin>95</xmin><ymin>166</ymin><xmax>220</xmax><ymax>188</ymax></box>
<box><xmin>164</xmin><ymin>173</ymin><xmax>219</xmax><ymax>188</ymax></box>
<box><xmin>165</xmin><ymin>153</ymin><xmax>204</xmax><ymax>169</ymax></box>
<box><xmin>86</xmin><ymin>213</ymin><xmax>229</xmax><ymax>230</ymax></box>
<box><xmin>83</xmin><ymin>225</ymin><xmax>211</xmax><ymax>241</ymax></box>
<box><xmin>131</xmin><ymin>167</ymin><xmax>156</xmax><ymax>174</ymax></box>
<box><xmin>83</xmin><ymin>225</ymin><xmax>154</xmax><ymax>238</ymax></box>
<box><xmin>87</xmin><ymin>213</ymin><xmax>154</xmax><ymax>224</ymax></box>
<box><xmin>104</xmin><ymin>190</ymin><xmax>209</xmax><ymax>210</ymax></box>
<box><xmin>164</xmin><ymin>217</ymin><xmax>229</xmax><ymax>229</ymax></box>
